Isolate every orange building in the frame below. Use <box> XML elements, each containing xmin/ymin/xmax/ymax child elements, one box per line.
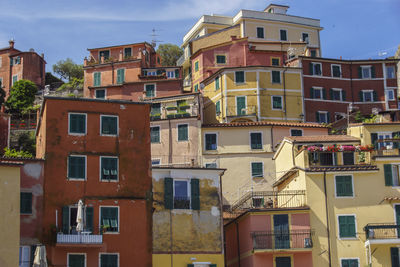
<box><xmin>36</xmin><ymin>97</ymin><xmax>152</xmax><ymax>267</ymax></box>
<box><xmin>0</xmin><ymin>40</ymin><xmax>46</xmax><ymax>96</ymax></box>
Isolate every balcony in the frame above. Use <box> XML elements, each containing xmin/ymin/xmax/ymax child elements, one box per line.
<box><xmin>306</xmin><ymin>151</ymin><xmax>372</xmax><ymax>167</ymax></box>
<box><xmin>56</xmin><ymin>227</ymin><xmax>103</xmax><ymax>246</ymax></box>
<box><xmin>251</xmin><ymin>229</ymin><xmax>313</xmax><ymax>251</ymax></box>
<box><xmin>226</xmin><ymin>105</ymin><xmax>257</xmax><ymax>117</ymax></box>
<box><xmin>364</xmin><ymin>223</ymin><xmax>400</xmax><ymax>245</ymax></box>
<box><xmin>372</xmin><ymin>140</ymin><xmax>400</xmax><ymax>157</ymax></box>
<box><xmin>183</xmin><ymin>76</ymin><xmax>192</xmax><ymax>87</ymax></box>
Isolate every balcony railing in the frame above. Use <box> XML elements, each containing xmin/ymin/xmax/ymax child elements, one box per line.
<box><xmin>183</xmin><ymin>77</ymin><xmax>192</xmax><ymax>87</ymax></box>
<box><xmin>226</xmin><ymin>105</ymin><xmax>257</xmax><ymax>117</ymax></box>
<box><xmin>307</xmin><ymin>151</ymin><xmax>371</xmax><ymax>167</ymax></box>
<box><xmin>230</xmin><ymin>190</ymin><xmax>306</xmax><ymax>211</ymax></box>
<box><xmin>56</xmin><ymin>227</ymin><xmax>103</xmax><ymax>245</ymax></box>
<box><xmin>364</xmin><ymin>223</ymin><xmax>400</xmax><ymax>240</ymax></box>
<box><xmin>251</xmin><ymin>230</ymin><xmax>313</xmax><ymax>250</ymax></box>
<box><xmin>174</xmin><ymin>196</ymin><xmax>190</xmax><ymax>209</ymax></box>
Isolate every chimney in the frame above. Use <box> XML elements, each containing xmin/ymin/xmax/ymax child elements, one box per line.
<box><xmin>41</xmin><ymin>53</ymin><xmax>44</xmax><ymax>59</ymax></box>
<box><xmin>9</xmin><ymin>39</ymin><xmax>15</xmax><ymax>49</ymax></box>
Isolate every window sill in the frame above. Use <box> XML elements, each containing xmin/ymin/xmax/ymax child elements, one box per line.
<box><xmin>68</xmin><ymin>133</ymin><xmax>86</xmax><ymax>136</ymax></box>
<box><xmin>103</xmin><ymin>232</ymin><xmax>120</xmax><ymax>235</ymax></box>
<box><xmin>338</xmin><ymin>237</ymin><xmax>357</xmax><ymax>240</ymax></box>
<box><xmin>67</xmin><ymin>178</ymin><xmax>86</xmax><ymax>181</ymax></box>
<box><xmin>100</xmin><ymin>134</ymin><xmax>118</xmax><ymax>137</ymax></box>
<box><xmin>100</xmin><ymin>179</ymin><xmax>119</xmax><ymax>182</ymax></box>
<box><xmin>235</xmin><ymin>82</ymin><xmax>246</xmax><ymax>85</ymax></box>
<box><xmin>335</xmin><ymin>195</ymin><xmax>354</xmax><ymax>198</ymax></box>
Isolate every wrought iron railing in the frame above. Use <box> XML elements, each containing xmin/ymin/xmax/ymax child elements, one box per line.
<box><xmin>174</xmin><ymin>196</ymin><xmax>190</xmax><ymax>209</ymax></box>
<box><xmin>56</xmin><ymin>227</ymin><xmax>103</xmax><ymax>244</ymax></box>
<box><xmin>251</xmin><ymin>229</ymin><xmax>313</xmax><ymax>250</ymax></box>
<box><xmin>307</xmin><ymin>151</ymin><xmax>372</xmax><ymax>167</ymax></box>
<box><xmin>364</xmin><ymin>223</ymin><xmax>400</xmax><ymax>240</ymax></box>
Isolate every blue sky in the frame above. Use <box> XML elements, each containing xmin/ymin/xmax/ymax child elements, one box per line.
<box><xmin>0</xmin><ymin>0</ymin><xmax>398</xmax><ymax>72</ymax></box>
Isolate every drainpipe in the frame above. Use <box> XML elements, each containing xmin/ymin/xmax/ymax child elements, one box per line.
<box><xmin>235</xmin><ymin>221</ymin><xmax>241</xmax><ymax>267</ymax></box>
<box><xmin>169</xmin><ymin>209</ymin><xmax>173</xmax><ymax>267</ymax></box>
<box><xmin>111</xmin><ymin>62</ymin><xmax>115</xmax><ymax>84</ymax></box>
<box><xmin>168</xmin><ymin>118</ymin><xmax>173</xmax><ymax>165</ymax></box>
<box><xmin>270</xmin><ymin>125</ymin><xmax>274</xmax><ymax>152</ymax></box>
<box><xmin>323</xmin><ymin>171</ymin><xmax>332</xmax><ymax>267</ymax></box>
<box><xmin>350</xmin><ymin>62</ymin><xmax>354</xmax><ymax>111</ymax></box>
<box><xmin>283</xmin><ymin>68</ymin><xmax>287</xmax><ymax>120</ymax></box>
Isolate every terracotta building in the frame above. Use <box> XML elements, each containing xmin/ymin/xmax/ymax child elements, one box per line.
<box><xmin>0</xmin><ymin>40</ymin><xmax>46</xmax><ymax>96</ymax></box>
<box><xmin>0</xmin><ymin>113</ymin><xmax>10</xmax><ymax>152</ymax></box>
<box><xmin>36</xmin><ymin>97</ymin><xmax>152</xmax><ymax>267</ymax></box>
<box><xmin>287</xmin><ymin>56</ymin><xmax>399</xmax><ymax>123</ymax></box>
<box><xmin>83</xmin><ymin>42</ymin><xmax>184</xmax><ymax>100</ymax></box>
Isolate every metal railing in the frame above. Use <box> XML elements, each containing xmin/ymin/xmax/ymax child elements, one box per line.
<box><xmin>183</xmin><ymin>77</ymin><xmax>192</xmax><ymax>87</ymax></box>
<box><xmin>251</xmin><ymin>229</ymin><xmax>313</xmax><ymax>250</ymax></box>
<box><xmin>10</xmin><ymin>113</ymin><xmax>37</xmax><ymax>130</ymax></box>
<box><xmin>174</xmin><ymin>196</ymin><xmax>190</xmax><ymax>209</ymax></box>
<box><xmin>307</xmin><ymin>151</ymin><xmax>372</xmax><ymax>167</ymax></box>
<box><xmin>364</xmin><ymin>223</ymin><xmax>400</xmax><ymax>240</ymax></box>
<box><xmin>57</xmin><ymin>233</ymin><xmax>103</xmax><ymax>244</ymax></box>
<box><xmin>230</xmin><ymin>190</ymin><xmax>306</xmax><ymax>211</ymax></box>
<box><xmin>226</xmin><ymin>105</ymin><xmax>257</xmax><ymax>117</ymax></box>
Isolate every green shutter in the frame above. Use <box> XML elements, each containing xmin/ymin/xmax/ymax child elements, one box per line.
<box><xmin>358</xmin><ymin>67</ymin><xmax>362</xmax><ymax>78</ymax></box>
<box><xmin>178</xmin><ymin>125</ymin><xmax>188</xmax><ymax>141</ymax></box>
<box><xmin>195</xmin><ymin>61</ymin><xmax>199</xmax><ymax>72</ymax></box>
<box><xmin>164</xmin><ymin>178</ymin><xmax>173</xmax><ymax>209</ymax></box>
<box><xmin>175</xmin><ymin>69</ymin><xmax>179</xmax><ymax>78</ymax></box>
<box><xmin>348</xmin><ymin>216</ymin><xmax>356</xmax><ymax>237</ymax></box>
<box><xmin>391</xmin><ymin>247</ymin><xmax>400</xmax><ymax>267</ymax></box>
<box><xmin>373</xmin><ymin>90</ymin><xmax>378</xmax><ymax>101</ymax></box>
<box><xmin>191</xmin><ymin>178</ymin><xmax>200</xmax><ymax>210</ymax></box>
<box><xmin>316</xmin><ymin>112</ymin><xmax>320</xmax><ymax>123</ymax></box>
<box><xmin>342</xmin><ymin>90</ymin><xmax>346</xmax><ymax>101</ymax></box>
<box><xmin>94</xmin><ymin>72</ymin><xmax>101</xmax><ymax>86</ymax></box>
<box><xmin>235</xmin><ymin>71</ymin><xmax>244</xmax><ymax>83</ymax></box>
<box><xmin>215</xmin><ymin>77</ymin><xmax>220</xmax><ymax>90</ymax></box>
<box><xmin>237</xmin><ymin>96</ymin><xmax>246</xmax><ymax>115</ymax></box>
<box><xmin>216</xmin><ymin>101</ymin><xmax>221</xmax><ymax>115</ymax></box>
<box><xmin>385</xmin><ymin>164</ymin><xmax>394</xmax><ymax>186</ymax></box>
<box><xmin>359</xmin><ymin>91</ymin><xmax>364</xmax><ymax>102</ymax></box>
<box><xmin>338</xmin><ymin>216</ymin><xmax>347</xmax><ymax>237</ymax></box>
<box><xmin>371</xmin><ymin>133</ymin><xmax>378</xmax><ymax>147</ymax></box>
<box><xmin>309</xmin><ymin>63</ymin><xmax>313</xmax><ymax>75</ymax></box>
<box><xmin>310</xmin><ymin>87</ymin><xmax>314</xmax><ymax>98</ymax></box>
<box><xmin>329</xmin><ymin>88</ymin><xmax>333</xmax><ymax>100</ymax></box>
<box><xmin>209</xmin><ymin>265</ymin><xmax>217</xmax><ymax>267</ymax></box>
<box><xmin>322</xmin><ymin>88</ymin><xmax>326</xmax><ymax>100</ymax></box>
<box><xmin>327</xmin><ymin>112</ymin><xmax>330</xmax><ymax>123</ymax></box>
<box><xmin>117</xmin><ymin>69</ymin><xmax>125</xmax><ymax>84</ymax></box>
<box><xmin>86</xmin><ymin>207</ymin><xmax>93</xmax><ymax>232</ymax></box>
<box><xmin>62</xmin><ymin>206</ymin><xmax>69</xmax><ymax>234</ymax></box>
<box><xmin>371</xmin><ymin>66</ymin><xmax>376</xmax><ymax>78</ymax></box>
<box><xmin>187</xmin><ymin>265</ymin><xmax>194</xmax><ymax>267</ymax></box>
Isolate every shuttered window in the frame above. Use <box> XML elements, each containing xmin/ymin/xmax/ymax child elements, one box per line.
<box><xmin>68</xmin><ymin>156</ymin><xmax>86</xmax><ymax>179</ymax></box>
<box><xmin>216</xmin><ymin>55</ymin><xmax>226</xmax><ymax>64</ymax></box>
<box><xmin>335</xmin><ymin>175</ymin><xmax>353</xmax><ymax>197</ymax></box>
<box><xmin>251</xmin><ymin>162</ymin><xmax>263</xmax><ymax>177</ymax></box>
<box><xmin>272</xmin><ymin>96</ymin><xmax>282</xmax><ymax>109</ymax></box>
<box><xmin>271</xmin><ymin>58</ymin><xmax>280</xmax><ymax>66</ymax></box>
<box><xmin>100</xmin><ymin>207</ymin><xmax>119</xmax><ymax>233</ymax></box>
<box><xmin>257</xmin><ymin>27</ymin><xmax>264</xmax><ymax>38</ymax></box>
<box><xmin>20</xmin><ymin>192</ymin><xmax>32</xmax><ymax>214</ymax></box>
<box><xmin>338</xmin><ymin>215</ymin><xmax>356</xmax><ymax>238</ymax></box>
<box><xmin>205</xmin><ymin>133</ymin><xmax>217</xmax><ymax>150</ymax></box>
<box><xmin>164</xmin><ymin>178</ymin><xmax>200</xmax><ymax>210</ymax></box>
<box><xmin>391</xmin><ymin>247</ymin><xmax>400</xmax><ymax>267</ymax></box>
<box><xmin>236</xmin><ymin>96</ymin><xmax>246</xmax><ymax>115</ymax></box>
<box><xmin>194</xmin><ymin>61</ymin><xmax>199</xmax><ymax>72</ymax></box>
<box><xmin>215</xmin><ymin>76</ymin><xmax>220</xmax><ymax>90</ymax></box>
<box><xmin>95</xmin><ymin>89</ymin><xmax>105</xmax><ymax>99</ymax></box>
<box><xmin>250</xmin><ymin>132</ymin><xmax>262</xmax><ymax>149</ymax></box>
<box><xmin>343</xmin><ymin>152</ymin><xmax>354</xmax><ymax>165</ymax></box>
<box><xmin>216</xmin><ymin>101</ymin><xmax>221</xmax><ymax>115</ymax></box>
<box><xmin>145</xmin><ymin>84</ymin><xmax>155</xmax><ymax>97</ymax></box>
<box><xmin>332</xmin><ymin>65</ymin><xmax>341</xmax><ymax>77</ymax></box>
<box><xmin>69</xmin><ymin>113</ymin><xmax>86</xmax><ymax>134</ymax></box>
<box><xmin>280</xmin><ymin>29</ymin><xmax>287</xmax><ymax>41</ymax></box>
<box><xmin>272</xmin><ymin>71</ymin><xmax>281</xmax><ymax>83</ymax></box>
<box><xmin>235</xmin><ymin>71</ymin><xmax>245</xmax><ymax>83</ymax></box>
<box><xmin>116</xmin><ymin>69</ymin><xmax>125</xmax><ymax>84</ymax></box>
<box><xmin>94</xmin><ymin>72</ymin><xmax>101</xmax><ymax>86</ymax></box>
<box><xmin>68</xmin><ymin>254</ymin><xmax>85</xmax><ymax>267</ymax></box>
<box><xmin>150</xmin><ymin>126</ymin><xmax>160</xmax><ymax>143</ymax></box>
<box><xmin>101</xmin><ymin>157</ymin><xmax>118</xmax><ymax>181</ymax></box>
<box><xmin>178</xmin><ymin>124</ymin><xmax>188</xmax><ymax>141</ymax></box>
<box><xmin>124</xmin><ymin>47</ymin><xmax>132</xmax><ymax>58</ymax></box>
<box><xmin>341</xmin><ymin>259</ymin><xmax>359</xmax><ymax>267</ymax></box>
<box><xmin>99</xmin><ymin>50</ymin><xmax>110</xmax><ymax>60</ymax></box>
<box><xmin>100</xmin><ymin>254</ymin><xmax>118</xmax><ymax>267</ymax></box>
<box><xmin>101</xmin><ymin>115</ymin><xmax>118</xmax><ymax>136</ymax></box>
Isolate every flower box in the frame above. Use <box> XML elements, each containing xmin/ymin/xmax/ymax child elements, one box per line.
<box><xmin>166</xmin><ymin>106</ymin><xmax>177</xmax><ymax>111</ymax></box>
<box><xmin>167</xmin><ymin>114</ymin><xmax>175</xmax><ymax>119</ymax></box>
<box><xmin>178</xmin><ymin>105</ymin><xmax>190</xmax><ymax>110</ymax></box>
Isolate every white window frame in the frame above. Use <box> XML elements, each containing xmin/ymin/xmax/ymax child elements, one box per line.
<box><xmin>144</xmin><ymin>83</ymin><xmax>157</xmax><ymax>97</ymax></box>
<box><xmin>250</xmin><ymin>161</ymin><xmax>264</xmax><ymax>178</ymax></box>
<box><xmin>362</xmin><ymin>90</ymin><xmax>374</xmax><ymax>102</ymax></box>
<box><xmin>95</xmin><ymin>89</ymin><xmax>106</xmax><ymax>99</ymax></box>
<box><xmin>334</xmin><ymin>174</ymin><xmax>354</xmax><ymax>198</ymax></box>
<box><xmin>234</xmin><ymin>71</ymin><xmax>245</xmax><ymax>84</ymax></box>
<box><xmin>249</xmin><ymin>131</ymin><xmax>263</xmax><ymax>150</ymax></box>
<box><xmin>167</xmin><ymin>70</ymin><xmax>175</xmax><ymax>78</ymax></box>
<box><xmin>99</xmin><ymin>206</ymin><xmax>120</xmax><ymax>234</ymax></box>
<box><xmin>99</xmin><ymin>253</ymin><xmax>120</xmax><ymax>267</ymax></box>
<box><xmin>256</xmin><ymin>26</ymin><xmax>265</xmax><ymax>39</ymax></box>
<box><xmin>151</xmin><ymin>159</ymin><xmax>161</xmax><ymax>166</ymax></box>
<box><xmin>173</xmin><ymin>178</ymin><xmax>191</xmax><ymax>209</ymax></box>
<box><xmin>271</xmin><ymin>70</ymin><xmax>281</xmax><ymax>84</ymax></box>
<box><xmin>177</xmin><ymin>123</ymin><xmax>189</xmax><ymax>142</ymax></box>
<box><xmin>271</xmin><ymin>95</ymin><xmax>283</xmax><ymax>110</ymax></box>
<box><xmin>68</xmin><ymin>113</ymin><xmax>87</xmax><ymax>136</ymax></box>
<box><xmin>377</xmin><ymin>132</ymin><xmax>393</xmax><ymax>149</ymax></box>
<box><xmin>279</xmin><ymin>29</ymin><xmax>288</xmax><ymax>41</ymax></box>
<box><xmin>150</xmin><ymin>125</ymin><xmax>161</xmax><ymax>143</ymax></box>
<box><xmin>67</xmin><ymin>155</ymin><xmax>87</xmax><ymax>181</ymax></box>
<box><xmin>19</xmin><ymin>246</ymin><xmax>30</xmax><ymax>267</ymax></box>
<box><xmin>337</xmin><ymin>214</ymin><xmax>357</xmax><ymax>240</ymax></box>
<box><xmin>205</xmin><ymin>162</ymin><xmax>218</xmax><ymax>168</ymax></box>
<box><xmin>100</xmin><ymin>114</ymin><xmax>119</xmax><ymax>137</ymax></box>
<box><xmin>313</xmin><ymin>87</ymin><xmax>323</xmax><ymax>100</ymax></box>
<box><xmin>391</xmin><ymin>165</ymin><xmax>400</xmax><ymax>187</ymax></box>
<box><xmin>311</xmin><ymin>62</ymin><xmax>322</xmax><ymax>76</ymax></box>
<box><xmin>67</xmin><ymin>253</ymin><xmax>87</xmax><ymax>267</ymax></box>
<box><xmin>204</xmin><ymin>132</ymin><xmax>218</xmax><ymax>151</ymax></box>
<box><xmin>361</xmin><ymin>66</ymin><xmax>372</xmax><ymax>79</ymax></box>
<box><xmin>331</xmin><ymin>88</ymin><xmax>343</xmax><ymax>101</ymax></box>
<box><xmin>331</xmin><ymin>64</ymin><xmax>342</xmax><ymax>78</ymax></box>
<box><xmin>386</xmin><ymin>66</ymin><xmax>396</xmax><ymax>79</ymax></box>
<box><xmin>340</xmin><ymin>258</ymin><xmax>360</xmax><ymax>267</ymax></box>
<box><xmin>235</xmin><ymin>95</ymin><xmax>247</xmax><ymax>115</ymax></box>
<box><xmin>290</xmin><ymin>129</ymin><xmax>303</xmax><ymax>136</ymax></box>
<box><xmin>387</xmin><ymin>89</ymin><xmax>395</xmax><ymax>101</ymax></box>
<box><xmin>317</xmin><ymin>111</ymin><xmax>328</xmax><ymax>123</ymax></box>
<box><xmin>99</xmin><ymin>156</ymin><xmax>119</xmax><ymax>182</ymax></box>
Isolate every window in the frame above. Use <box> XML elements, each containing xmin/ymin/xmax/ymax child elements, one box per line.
<box><xmin>384</xmin><ymin>164</ymin><xmax>400</xmax><ymax>187</ymax></box>
<box><xmin>275</xmin><ymin>256</ymin><xmax>291</xmax><ymax>267</ymax></box>
<box><xmin>387</xmin><ymin>89</ymin><xmax>395</xmax><ymax>100</ymax></box>
<box><xmin>12</xmin><ymin>75</ymin><xmax>18</xmax><ymax>85</ymax></box>
<box><xmin>145</xmin><ymin>84</ymin><xmax>155</xmax><ymax>97</ymax></box>
<box><xmin>391</xmin><ymin>247</ymin><xmax>400</xmax><ymax>267</ymax></box>
<box><xmin>271</xmin><ymin>58</ymin><xmax>280</xmax><ymax>66</ymax></box>
<box><xmin>164</xmin><ymin>178</ymin><xmax>199</xmax><ymax>210</ymax></box>
<box><xmin>94</xmin><ymin>72</ymin><xmax>101</xmax><ymax>86</ymax></box>
<box><xmin>167</xmin><ymin>71</ymin><xmax>175</xmax><ymax>78</ymax></box>
<box><xmin>101</xmin><ymin>115</ymin><xmax>118</xmax><ymax>136</ymax></box>
<box><xmin>216</xmin><ymin>100</ymin><xmax>221</xmax><ymax>115</ymax></box>
<box><xmin>335</xmin><ymin>175</ymin><xmax>353</xmax><ymax>197</ymax></box>
<box><xmin>341</xmin><ymin>259</ymin><xmax>359</xmax><ymax>267</ymax></box>
<box><xmin>215</xmin><ymin>76</ymin><xmax>220</xmax><ymax>90</ymax></box>
<box><xmin>316</xmin><ymin>111</ymin><xmax>329</xmax><ymax>123</ymax></box>
<box><xmin>310</xmin><ymin>87</ymin><xmax>324</xmax><ymax>99</ymax></box>
<box><xmin>101</xmin><ymin>157</ymin><xmax>118</xmax><ymax>181</ymax></box>
<box><xmin>194</xmin><ymin>84</ymin><xmax>199</xmax><ymax>92</ymax></box>
<box><xmin>302</xmin><ymin>33</ymin><xmax>309</xmax><ymax>42</ymax></box>
<box><xmin>100</xmin><ymin>207</ymin><xmax>119</xmax><ymax>233</ymax></box>
<box><xmin>271</xmin><ymin>71</ymin><xmax>281</xmax><ymax>83</ymax></box>
<box><xmin>68</xmin><ymin>254</ymin><xmax>85</xmax><ymax>267</ymax></box>
<box><xmin>205</xmin><ymin>133</ymin><xmax>217</xmax><ymax>150</ymax></box>
<box><xmin>95</xmin><ymin>89</ymin><xmax>106</xmax><ymax>99</ymax></box>
<box><xmin>0</xmin><ymin>78</ymin><xmax>2</xmax><ymax>88</ymax></box>
<box><xmin>194</xmin><ymin>61</ymin><xmax>199</xmax><ymax>72</ymax></box>
<box><xmin>331</xmin><ymin>88</ymin><xmax>343</xmax><ymax>101</ymax></box>
<box><xmin>116</xmin><ymin>69</ymin><xmax>125</xmax><ymax>84</ymax></box>
<box><xmin>360</xmin><ymin>90</ymin><xmax>375</xmax><ymax>102</ymax></box>
<box><xmin>290</xmin><ymin>129</ymin><xmax>303</xmax><ymax>136</ymax></box>
<box><xmin>251</xmin><ymin>162</ymin><xmax>263</xmax><ymax>177</ymax></box>
<box><xmin>20</xmin><ymin>192</ymin><xmax>32</xmax><ymax>214</ymax></box>
<box><xmin>178</xmin><ymin>124</ymin><xmax>188</xmax><ymax>141</ymax></box>
<box><xmin>343</xmin><ymin>152</ymin><xmax>354</xmax><ymax>165</ymax></box>
<box><xmin>68</xmin><ymin>155</ymin><xmax>86</xmax><ymax>180</ymax></box>
<box><xmin>257</xmin><ymin>27</ymin><xmax>264</xmax><ymax>38</ymax></box>
<box><xmin>69</xmin><ymin>113</ymin><xmax>86</xmax><ymax>135</ymax></box>
<box><xmin>216</xmin><ymin>55</ymin><xmax>226</xmax><ymax>64</ymax></box>
<box><xmin>236</xmin><ymin>96</ymin><xmax>246</xmax><ymax>115</ymax></box>
<box><xmin>386</xmin><ymin>66</ymin><xmax>396</xmax><ymax>79</ymax></box>
<box><xmin>280</xmin><ymin>29</ymin><xmax>287</xmax><ymax>41</ymax></box>
<box><xmin>250</xmin><ymin>132</ymin><xmax>262</xmax><ymax>149</ymax></box>
<box><xmin>19</xmin><ymin>246</ymin><xmax>30</xmax><ymax>267</ymax></box>
<box><xmin>205</xmin><ymin>163</ymin><xmax>217</xmax><ymax>168</ymax></box>
<box><xmin>310</xmin><ymin>50</ymin><xmax>317</xmax><ymax>58</ymax></box>
<box><xmin>319</xmin><ymin>152</ymin><xmax>335</xmax><ymax>166</ymax></box>
<box><xmin>378</xmin><ymin>132</ymin><xmax>393</xmax><ymax>149</ymax></box>
<box><xmin>124</xmin><ymin>47</ymin><xmax>132</xmax><ymax>58</ymax></box>
<box><xmin>272</xmin><ymin>96</ymin><xmax>283</xmax><ymax>110</ymax></box>
<box><xmin>360</xmin><ymin>66</ymin><xmax>372</xmax><ymax>79</ymax></box>
<box><xmin>310</xmin><ymin>62</ymin><xmax>322</xmax><ymax>76</ymax></box>
<box><xmin>100</xmin><ymin>254</ymin><xmax>118</xmax><ymax>267</ymax></box>
<box><xmin>99</xmin><ymin>50</ymin><xmax>110</xmax><ymax>60</ymax></box>
<box><xmin>235</xmin><ymin>71</ymin><xmax>245</xmax><ymax>83</ymax></box>
<box><xmin>150</xmin><ymin>126</ymin><xmax>160</xmax><ymax>143</ymax></box>
<box><xmin>151</xmin><ymin>159</ymin><xmax>161</xmax><ymax>166</ymax></box>
<box><xmin>151</xmin><ymin>103</ymin><xmax>161</xmax><ymax>116</ymax></box>
<box><xmin>331</xmin><ymin>65</ymin><xmax>341</xmax><ymax>77</ymax></box>
<box><xmin>338</xmin><ymin>215</ymin><xmax>356</xmax><ymax>238</ymax></box>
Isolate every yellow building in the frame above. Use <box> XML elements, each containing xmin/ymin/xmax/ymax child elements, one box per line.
<box><xmin>0</xmin><ymin>160</ymin><xmax>22</xmax><ymax>267</ymax></box>
<box><xmin>152</xmin><ymin>166</ymin><xmax>225</xmax><ymax>267</ymax></box>
<box><xmin>273</xmin><ymin>122</ymin><xmax>400</xmax><ymax>267</ymax></box>
<box><xmin>201</xmin><ymin>66</ymin><xmax>304</xmax><ymax>124</ymax></box>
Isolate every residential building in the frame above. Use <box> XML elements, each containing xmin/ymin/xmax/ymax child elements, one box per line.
<box><xmin>0</xmin><ymin>113</ymin><xmax>10</xmax><ymax>152</ymax></box>
<box><xmin>36</xmin><ymin>97</ymin><xmax>152</xmax><ymax>267</ymax></box>
<box><xmin>201</xmin><ymin>121</ymin><xmax>328</xmax><ymax>205</ymax></box>
<box><xmin>287</xmin><ymin>56</ymin><xmax>399</xmax><ymax>123</ymax></box>
<box><xmin>0</xmin><ymin>159</ymin><xmax>22</xmax><ymax>267</ymax></box>
<box><xmin>83</xmin><ymin>42</ymin><xmax>184</xmax><ymax>99</ymax></box>
<box><xmin>0</xmin><ymin>40</ymin><xmax>46</xmax><ymax>96</ymax></box>
<box><xmin>152</xmin><ymin>166</ymin><xmax>225</xmax><ymax>267</ymax></box>
<box><xmin>201</xmin><ymin>65</ymin><xmax>304</xmax><ymax>124</ymax></box>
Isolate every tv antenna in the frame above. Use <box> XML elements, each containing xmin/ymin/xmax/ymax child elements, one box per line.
<box><xmin>150</xmin><ymin>28</ymin><xmax>163</xmax><ymax>48</ymax></box>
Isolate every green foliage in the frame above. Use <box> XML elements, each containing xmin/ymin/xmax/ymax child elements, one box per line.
<box><xmin>3</xmin><ymin>147</ymin><xmax>33</xmax><ymax>158</ymax></box>
<box><xmin>353</xmin><ymin>111</ymin><xmax>364</xmax><ymax>123</ymax></box>
<box><xmin>52</xmin><ymin>58</ymin><xmax>83</xmax><ymax>81</ymax></box>
<box><xmin>363</xmin><ymin>115</ymin><xmax>378</xmax><ymax>123</ymax></box>
<box><xmin>156</xmin><ymin>44</ymin><xmax>183</xmax><ymax>66</ymax></box>
<box><xmin>45</xmin><ymin>72</ymin><xmax>64</xmax><ymax>90</ymax></box>
<box><xmin>56</xmin><ymin>78</ymin><xmax>83</xmax><ymax>93</ymax></box>
<box><xmin>0</xmin><ymin>86</ymin><xmax>5</xmax><ymax>108</ymax></box>
<box><xmin>5</xmin><ymin>80</ymin><xmax>38</xmax><ymax>113</ymax></box>
<box><xmin>17</xmin><ymin>131</ymin><xmax>36</xmax><ymax>156</ymax></box>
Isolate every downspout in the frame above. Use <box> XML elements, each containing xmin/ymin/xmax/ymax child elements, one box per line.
<box><xmin>169</xmin><ymin>209</ymin><xmax>173</xmax><ymax>267</ymax></box>
<box><xmin>323</xmin><ymin>171</ymin><xmax>332</xmax><ymax>267</ymax></box>
<box><xmin>235</xmin><ymin>221</ymin><xmax>241</xmax><ymax>267</ymax></box>
<box><xmin>283</xmin><ymin>68</ymin><xmax>287</xmax><ymax>120</ymax></box>
<box><xmin>168</xmin><ymin>118</ymin><xmax>173</xmax><ymax>165</ymax></box>
<box><xmin>350</xmin><ymin>62</ymin><xmax>354</xmax><ymax>107</ymax></box>
<box><xmin>270</xmin><ymin>125</ymin><xmax>274</xmax><ymax>152</ymax></box>
<box><xmin>111</xmin><ymin>62</ymin><xmax>115</xmax><ymax>85</ymax></box>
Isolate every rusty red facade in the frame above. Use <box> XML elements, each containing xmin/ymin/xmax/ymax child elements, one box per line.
<box><xmin>0</xmin><ymin>113</ymin><xmax>9</xmax><ymax>152</ymax></box>
<box><xmin>36</xmin><ymin>97</ymin><xmax>152</xmax><ymax>267</ymax></box>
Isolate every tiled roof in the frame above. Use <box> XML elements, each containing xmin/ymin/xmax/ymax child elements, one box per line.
<box><xmin>384</xmin><ymin>197</ymin><xmax>400</xmax><ymax>201</ymax></box>
<box><xmin>305</xmin><ymin>165</ymin><xmax>379</xmax><ymax>172</ymax></box>
<box><xmin>203</xmin><ymin>121</ymin><xmax>327</xmax><ymax>128</ymax></box>
<box><xmin>285</xmin><ymin>135</ymin><xmax>360</xmax><ymax>143</ymax></box>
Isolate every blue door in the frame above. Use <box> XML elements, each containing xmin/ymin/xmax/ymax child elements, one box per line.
<box><xmin>274</xmin><ymin>214</ymin><xmax>290</xmax><ymax>249</ymax></box>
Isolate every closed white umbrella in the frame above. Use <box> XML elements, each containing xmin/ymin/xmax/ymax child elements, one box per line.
<box><xmin>76</xmin><ymin>199</ymin><xmax>84</xmax><ymax>232</ymax></box>
<box><xmin>32</xmin><ymin>245</ymin><xmax>47</xmax><ymax>267</ymax></box>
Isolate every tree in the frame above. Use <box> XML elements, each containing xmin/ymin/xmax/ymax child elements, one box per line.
<box><xmin>17</xmin><ymin>131</ymin><xmax>36</xmax><ymax>156</ymax></box>
<box><xmin>0</xmin><ymin>86</ymin><xmax>5</xmax><ymax>108</ymax></box>
<box><xmin>52</xmin><ymin>58</ymin><xmax>83</xmax><ymax>81</ymax></box>
<box><xmin>156</xmin><ymin>44</ymin><xmax>183</xmax><ymax>66</ymax></box>
<box><xmin>5</xmin><ymin>80</ymin><xmax>38</xmax><ymax>113</ymax></box>
<box><xmin>45</xmin><ymin>72</ymin><xmax>64</xmax><ymax>90</ymax></box>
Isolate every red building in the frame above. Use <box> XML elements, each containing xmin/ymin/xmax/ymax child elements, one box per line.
<box><xmin>0</xmin><ymin>40</ymin><xmax>46</xmax><ymax>96</ymax></box>
<box><xmin>287</xmin><ymin>56</ymin><xmax>399</xmax><ymax>123</ymax></box>
<box><xmin>83</xmin><ymin>42</ymin><xmax>185</xmax><ymax>101</ymax></box>
<box><xmin>0</xmin><ymin>113</ymin><xmax>10</xmax><ymax>152</ymax></box>
<box><xmin>36</xmin><ymin>97</ymin><xmax>152</xmax><ymax>267</ymax></box>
